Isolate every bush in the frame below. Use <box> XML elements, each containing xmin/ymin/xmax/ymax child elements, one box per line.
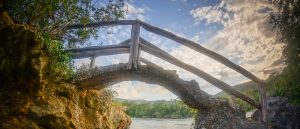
<box><xmin>267</xmin><ymin>66</ymin><xmax>300</xmax><ymax>104</ymax></box>
<box><xmin>41</xmin><ymin>33</ymin><xmax>74</xmax><ymax>81</ymax></box>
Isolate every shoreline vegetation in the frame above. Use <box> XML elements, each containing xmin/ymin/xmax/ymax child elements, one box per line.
<box><xmin>114</xmin><ymin>99</ymin><xmax>197</xmax><ymax>119</ymax></box>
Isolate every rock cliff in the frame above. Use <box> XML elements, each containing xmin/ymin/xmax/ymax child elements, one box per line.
<box><xmin>0</xmin><ymin>12</ymin><xmax>131</xmax><ymax>129</ymax></box>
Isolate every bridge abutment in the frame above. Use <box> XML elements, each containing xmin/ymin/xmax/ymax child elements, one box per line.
<box><xmin>194</xmin><ymin>99</ymin><xmax>264</xmax><ymax>129</ymax></box>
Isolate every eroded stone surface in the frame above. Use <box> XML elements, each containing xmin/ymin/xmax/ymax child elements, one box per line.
<box><xmin>0</xmin><ymin>12</ymin><xmax>131</xmax><ymax>129</ymax></box>
<box><xmin>252</xmin><ymin>96</ymin><xmax>300</xmax><ymax>129</ymax></box>
<box><xmin>76</xmin><ymin>63</ymin><xmax>213</xmax><ymax>109</ymax></box>
<box><xmin>194</xmin><ymin>98</ymin><xmax>263</xmax><ymax>129</ymax></box>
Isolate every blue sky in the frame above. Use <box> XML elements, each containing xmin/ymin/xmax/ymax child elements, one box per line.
<box><xmin>133</xmin><ymin>0</ymin><xmax>219</xmax><ymax>41</ymax></box>
<box><xmin>133</xmin><ymin>0</ymin><xmax>223</xmax><ymax>45</ymax></box>
<box><xmin>74</xmin><ymin>0</ymin><xmax>285</xmax><ymax>101</ymax></box>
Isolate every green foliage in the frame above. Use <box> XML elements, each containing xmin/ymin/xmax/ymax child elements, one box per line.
<box><xmin>3</xmin><ymin>0</ymin><xmax>127</xmax><ymax>80</ymax></box>
<box><xmin>267</xmin><ymin>0</ymin><xmax>300</xmax><ymax>104</ymax></box>
<box><xmin>267</xmin><ymin>66</ymin><xmax>300</xmax><ymax>104</ymax></box>
<box><xmin>41</xmin><ymin>33</ymin><xmax>74</xmax><ymax>81</ymax></box>
<box><xmin>117</xmin><ymin>100</ymin><xmax>197</xmax><ymax>118</ymax></box>
<box><xmin>4</xmin><ymin>0</ymin><xmax>127</xmax><ymax>48</ymax></box>
<box><xmin>235</xmin><ymin>88</ymin><xmax>259</xmax><ymax>111</ymax></box>
<box><xmin>270</xmin><ymin>0</ymin><xmax>300</xmax><ymax>67</ymax></box>
<box><xmin>217</xmin><ymin>88</ymin><xmax>259</xmax><ymax>112</ymax></box>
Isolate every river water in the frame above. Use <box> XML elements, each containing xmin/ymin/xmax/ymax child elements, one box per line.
<box><xmin>130</xmin><ymin>118</ymin><xmax>194</xmax><ymax>129</ymax></box>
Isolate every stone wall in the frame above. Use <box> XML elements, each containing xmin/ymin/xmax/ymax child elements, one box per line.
<box><xmin>252</xmin><ymin>96</ymin><xmax>300</xmax><ymax>129</ymax></box>
<box><xmin>194</xmin><ymin>98</ymin><xmax>263</xmax><ymax>129</ymax></box>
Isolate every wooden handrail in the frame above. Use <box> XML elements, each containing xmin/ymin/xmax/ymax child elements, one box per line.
<box><xmin>66</xmin><ymin>43</ymin><xmax>130</xmax><ymax>59</ymax></box>
<box><xmin>138</xmin><ymin>20</ymin><xmax>265</xmax><ymax>84</ymax></box>
<box><xmin>70</xmin><ymin>48</ymin><xmax>130</xmax><ymax>59</ymax></box>
<box><xmin>66</xmin><ymin>20</ymin><xmax>136</xmax><ymax>29</ymax></box>
<box><xmin>66</xmin><ymin>20</ymin><xmax>265</xmax><ymax>84</ymax></box>
<box><xmin>66</xmin><ymin>40</ymin><xmax>130</xmax><ymax>52</ymax></box>
<box><xmin>140</xmin><ymin>39</ymin><xmax>261</xmax><ymax>108</ymax></box>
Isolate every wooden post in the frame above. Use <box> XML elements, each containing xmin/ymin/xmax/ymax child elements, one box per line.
<box><xmin>258</xmin><ymin>83</ymin><xmax>268</xmax><ymax>127</ymax></box>
<box><xmin>127</xmin><ymin>23</ymin><xmax>140</xmax><ymax>69</ymax></box>
<box><xmin>127</xmin><ymin>25</ymin><xmax>135</xmax><ymax>69</ymax></box>
<box><xmin>230</xmin><ymin>95</ymin><xmax>236</xmax><ymax>108</ymax></box>
<box><xmin>89</xmin><ymin>56</ymin><xmax>96</xmax><ymax>69</ymax></box>
<box><xmin>137</xmin><ymin>39</ymin><xmax>142</xmax><ymax>66</ymax></box>
<box><xmin>132</xmin><ymin>23</ymin><xmax>140</xmax><ymax>69</ymax></box>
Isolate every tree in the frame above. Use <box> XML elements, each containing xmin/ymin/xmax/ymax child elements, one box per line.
<box><xmin>270</xmin><ymin>0</ymin><xmax>300</xmax><ymax>67</ymax></box>
<box><xmin>3</xmin><ymin>0</ymin><xmax>127</xmax><ymax>48</ymax></box>
<box><xmin>1</xmin><ymin>0</ymin><xmax>127</xmax><ymax>80</ymax></box>
<box><xmin>268</xmin><ymin>0</ymin><xmax>300</xmax><ymax>104</ymax></box>
<box><xmin>119</xmin><ymin>100</ymin><xmax>196</xmax><ymax>118</ymax></box>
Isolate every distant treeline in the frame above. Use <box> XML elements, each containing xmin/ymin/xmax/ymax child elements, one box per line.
<box><xmin>115</xmin><ymin>100</ymin><xmax>197</xmax><ymax>119</ymax></box>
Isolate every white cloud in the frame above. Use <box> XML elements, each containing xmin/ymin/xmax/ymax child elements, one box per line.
<box><xmin>124</xmin><ymin>2</ymin><xmax>148</xmax><ymax>21</ymax></box>
<box><xmin>190</xmin><ymin>5</ymin><xmax>232</xmax><ymax>26</ymax></box>
<box><xmin>173</xmin><ymin>0</ymin><xmax>285</xmax><ymax>94</ymax></box>
<box><xmin>202</xmin><ymin>0</ymin><xmax>284</xmax><ymax>78</ymax></box>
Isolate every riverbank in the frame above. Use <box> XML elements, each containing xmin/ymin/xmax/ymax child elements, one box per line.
<box><xmin>114</xmin><ymin>99</ymin><xmax>196</xmax><ymax>119</ymax></box>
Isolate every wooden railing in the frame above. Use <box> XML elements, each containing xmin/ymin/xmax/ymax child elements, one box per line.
<box><xmin>66</xmin><ymin>20</ymin><xmax>268</xmax><ymax>125</ymax></box>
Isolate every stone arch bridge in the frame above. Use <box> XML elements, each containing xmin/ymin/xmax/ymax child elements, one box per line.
<box><xmin>66</xmin><ymin>20</ymin><xmax>268</xmax><ymax>128</ymax></box>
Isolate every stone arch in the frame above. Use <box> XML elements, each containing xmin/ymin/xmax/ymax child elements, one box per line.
<box><xmin>76</xmin><ymin>63</ymin><xmax>216</xmax><ymax>110</ymax></box>
<box><xmin>75</xmin><ymin>63</ymin><xmax>264</xmax><ymax>128</ymax></box>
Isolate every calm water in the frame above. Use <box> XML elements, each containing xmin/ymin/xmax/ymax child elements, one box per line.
<box><xmin>130</xmin><ymin>118</ymin><xmax>194</xmax><ymax>129</ymax></box>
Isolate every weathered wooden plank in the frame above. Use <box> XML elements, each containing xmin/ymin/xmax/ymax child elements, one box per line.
<box><xmin>132</xmin><ymin>23</ymin><xmax>140</xmax><ymax>69</ymax></box>
<box><xmin>70</xmin><ymin>48</ymin><xmax>130</xmax><ymax>59</ymax></box>
<box><xmin>127</xmin><ymin>25</ymin><xmax>136</xmax><ymax>69</ymax></box>
<box><xmin>66</xmin><ymin>42</ymin><xmax>130</xmax><ymax>53</ymax></box>
<box><xmin>140</xmin><ymin>40</ymin><xmax>260</xmax><ymax>108</ymax></box>
<box><xmin>258</xmin><ymin>83</ymin><xmax>268</xmax><ymax>126</ymax></box>
<box><xmin>120</xmin><ymin>39</ymin><xmax>131</xmax><ymax>44</ymax></box>
<box><xmin>140</xmin><ymin>57</ymin><xmax>157</xmax><ymax>66</ymax></box>
<box><xmin>140</xmin><ymin>38</ymin><xmax>164</xmax><ymax>52</ymax></box>
<box><xmin>138</xmin><ymin>20</ymin><xmax>265</xmax><ymax>84</ymax></box>
<box><xmin>137</xmin><ymin>39</ymin><xmax>142</xmax><ymax>66</ymax></box>
<box><xmin>66</xmin><ymin>20</ymin><xmax>136</xmax><ymax>30</ymax></box>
